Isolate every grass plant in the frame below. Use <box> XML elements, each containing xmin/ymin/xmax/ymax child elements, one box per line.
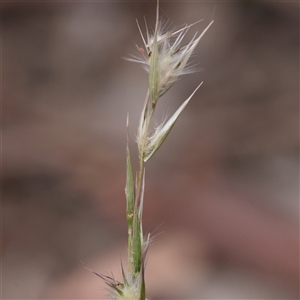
<box><xmin>89</xmin><ymin>1</ymin><xmax>213</xmax><ymax>299</ymax></box>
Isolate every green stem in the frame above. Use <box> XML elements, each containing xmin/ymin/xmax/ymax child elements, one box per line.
<box><xmin>130</xmin><ymin>91</ymin><xmax>155</xmax><ymax>280</ymax></box>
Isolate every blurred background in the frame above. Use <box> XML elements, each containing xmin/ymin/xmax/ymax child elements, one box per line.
<box><xmin>2</xmin><ymin>1</ymin><xmax>299</xmax><ymax>299</ymax></box>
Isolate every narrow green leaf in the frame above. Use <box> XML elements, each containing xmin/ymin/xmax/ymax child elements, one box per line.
<box><xmin>132</xmin><ymin>212</ymin><xmax>142</xmax><ymax>275</ymax></box>
<box><xmin>125</xmin><ymin>142</ymin><xmax>134</xmax><ymax>228</ymax></box>
<box><xmin>125</xmin><ymin>116</ymin><xmax>135</xmax><ymax>271</ymax></box>
<box><xmin>132</xmin><ymin>169</ymin><xmax>146</xmax><ymax>278</ymax></box>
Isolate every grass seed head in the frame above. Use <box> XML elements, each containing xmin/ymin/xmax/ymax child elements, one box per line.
<box><xmin>126</xmin><ymin>3</ymin><xmax>213</xmax><ymax>101</ymax></box>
